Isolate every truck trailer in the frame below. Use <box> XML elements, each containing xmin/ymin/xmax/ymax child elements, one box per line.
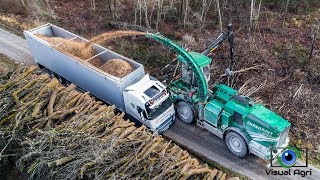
<box><xmin>24</xmin><ymin>24</ymin><xmax>175</xmax><ymax>134</ymax></box>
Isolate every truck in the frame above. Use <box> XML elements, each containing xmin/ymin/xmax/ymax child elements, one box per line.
<box><xmin>145</xmin><ymin>25</ymin><xmax>291</xmax><ymax>161</ymax></box>
<box><xmin>24</xmin><ymin>23</ymin><xmax>175</xmax><ymax>134</ymax></box>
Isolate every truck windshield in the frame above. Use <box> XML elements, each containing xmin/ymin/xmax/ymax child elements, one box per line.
<box><xmin>146</xmin><ymin>98</ymin><xmax>172</xmax><ymax>120</ymax></box>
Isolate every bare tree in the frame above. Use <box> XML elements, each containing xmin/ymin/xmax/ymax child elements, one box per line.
<box><xmin>143</xmin><ymin>0</ymin><xmax>151</xmax><ymax>28</ymax></box>
<box><xmin>250</xmin><ymin>0</ymin><xmax>255</xmax><ymax>25</ymax></box>
<box><xmin>91</xmin><ymin>0</ymin><xmax>96</xmax><ymax>11</ymax></box>
<box><xmin>139</xmin><ymin>0</ymin><xmax>142</xmax><ymax>26</ymax></box>
<box><xmin>133</xmin><ymin>0</ymin><xmax>143</xmax><ymax>26</ymax></box>
<box><xmin>156</xmin><ymin>0</ymin><xmax>164</xmax><ymax>31</ymax></box>
<box><xmin>148</xmin><ymin>0</ymin><xmax>158</xmax><ymax>30</ymax></box>
<box><xmin>200</xmin><ymin>0</ymin><xmax>213</xmax><ymax>29</ymax></box>
<box><xmin>309</xmin><ymin>21</ymin><xmax>319</xmax><ymax>61</ymax></box>
<box><xmin>216</xmin><ymin>0</ymin><xmax>223</xmax><ymax>31</ymax></box>
<box><xmin>250</xmin><ymin>0</ymin><xmax>262</xmax><ymax>26</ymax></box>
<box><xmin>106</xmin><ymin>0</ymin><xmax>120</xmax><ymax>20</ymax></box>
<box><xmin>183</xmin><ymin>0</ymin><xmax>189</xmax><ymax>28</ymax></box>
<box><xmin>257</xmin><ymin>0</ymin><xmax>262</xmax><ymax>20</ymax></box>
<box><xmin>134</xmin><ymin>0</ymin><xmax>138</xmax><ymax>24</ymax></box>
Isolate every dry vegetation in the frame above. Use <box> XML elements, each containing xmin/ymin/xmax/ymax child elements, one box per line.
<box><xmin>0</xmin><ymin>66</ymin><xmax>231</xmax><ymax>179</ymax></box>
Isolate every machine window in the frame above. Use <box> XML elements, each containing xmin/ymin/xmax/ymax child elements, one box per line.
<box><xmin>203</xmin><ymin>65</ymin><xmax>210</xmax><ymax>81</ymax></box>
<box><xmin>182</xmin><ymin>63</ymin><xmax>192</xmax><ymax>84</ymax></box>
<box><xmin>234</xmin><ymin>112</ymin><xmax>243</xmax><ymax>126</ymax></box>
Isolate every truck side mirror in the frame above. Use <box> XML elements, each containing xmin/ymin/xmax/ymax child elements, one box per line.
<box><xmin>137</xmin><ymin>107</ymin><xmax>147</xmax><ymax>119</ymax></box>
<box><xmin>140</xmin><ymin>111</ymin><xmax>144</xmax><ymax>118</ymax></box>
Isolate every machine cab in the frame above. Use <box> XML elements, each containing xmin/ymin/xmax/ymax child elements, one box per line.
<box><xmin>178</xmin><ymin>51</ymin><xmax>212</xmax><ymax>85</ymax></box>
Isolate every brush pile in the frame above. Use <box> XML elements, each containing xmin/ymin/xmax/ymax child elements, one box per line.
<box><xmin>0</xmin><ymin>66</ymin><xmax>230</xmax><ymax>179</ymax></box>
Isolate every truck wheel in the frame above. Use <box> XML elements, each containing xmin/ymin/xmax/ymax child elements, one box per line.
<box><xmin>176</xmin><ymin>101</ymin><xmax>194</xmax><ymax>124</ymax></box>
<box><xmin>225</xmin><ymin>131</ymin><xmax>248</xmax><ymax>158</ymax></box>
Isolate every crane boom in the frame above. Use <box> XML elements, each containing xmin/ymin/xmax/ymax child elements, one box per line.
<box><xmin>202</xmin><ymin>23</ymin><xmax>235</xmax><ymax>76</ymax></box>
<box><xmin>145</xmin><ymin>33</ymin><xmax>208</xmax><ymax>101</ymax></box>
<box><xmin>202</xmin><ymin>32</ymin><xmax>227</xmax><ymax>56</ymax></box>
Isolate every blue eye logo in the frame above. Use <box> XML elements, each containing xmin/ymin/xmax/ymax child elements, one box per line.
<box><xmin>277</xmin><ymin>146</ymin><xmax>301</xmax><ymax>168</ymax></box>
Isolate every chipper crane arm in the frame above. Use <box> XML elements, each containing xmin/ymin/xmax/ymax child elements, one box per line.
<box><xmin>202</xmin><ymin>32</ymin><xmax>227</xmax><ymax>55</ymax></box>
<box><xmin>145</xmin><ymin>33</ymin><xmax>208</xmax><ymax>102</ymax></box>
<box><xmin>202</xmin><ymin>24</ymin><xmax>235</xmax><ymax>76</ymax></box>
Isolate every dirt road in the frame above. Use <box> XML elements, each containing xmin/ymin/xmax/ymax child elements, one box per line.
<box><xmin>0</xmin><ymin>28</ymin><xmax>34</xmax><ymax>65</ymax></box>
<box><xmin>1</xmin><ymin>28</ymin><xmax>320</xmax><ymax>180</ymax></box>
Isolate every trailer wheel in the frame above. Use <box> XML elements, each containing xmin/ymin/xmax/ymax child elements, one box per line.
<box><xmin>225</xmin><ymin>131</ymin><xmax>248</xmax><ymax>158</ymax></box>
<box><xmin>176</xmin><ymin>101</ymin><xmax>194</xmax><ymax>124</ymax></box>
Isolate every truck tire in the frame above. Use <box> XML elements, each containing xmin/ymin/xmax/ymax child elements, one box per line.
<box><xmin>176</xmin><ymin>101</ymin><xmax>194</xmax><ymax>124</ymax></box>
<box><xmin>225</xmin><ymin>131</ymin><xmax>248</xmax><ymax>158</ymax></box>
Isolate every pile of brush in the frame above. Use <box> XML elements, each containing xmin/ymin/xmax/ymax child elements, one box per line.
<box><xmin>0</xmin><ymin>66</ymin><xmax>231</xmax><ymax>180</ymax></box>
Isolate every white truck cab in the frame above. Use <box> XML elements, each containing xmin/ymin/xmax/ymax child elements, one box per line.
<box><xmin>123</xmin><ymin>74</ymin><xmax>175</xmax><ymax>133</ymax></box>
